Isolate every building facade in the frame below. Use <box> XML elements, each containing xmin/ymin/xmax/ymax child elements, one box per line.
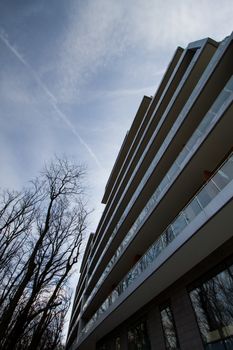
<box><xmin>66</xmin><ymin>33</ymin><xmax>233</xmax><ymax>350</ymax></box>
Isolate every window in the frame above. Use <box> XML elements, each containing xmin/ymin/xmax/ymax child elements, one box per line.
<box><xmin>97</xmin><ymin>342</ymin><xmax>110</xmax><ymax>350</ymax></box>
<box><xmin>128</xmin><ymin>319</ymin><xmax>151</xmax><ymax>349</ymax></box>
<box><xmin>189</xmin><ymin>262</ymin><xmax>233</xmax><ymax>349</ymax></box>
<box><xmin>97</xmin><ymin>345</ymin><xmax>107</xmax><ymax>350</ymax></box>
<box><xmin>160</xmin><ymin>304</ymin><xmax>179</xmax><ymax>349</ymax></box>
<box><xmin>115</xmin><ymin>336</ymin><xmax>121</xmax><ymax>350</ymax></box>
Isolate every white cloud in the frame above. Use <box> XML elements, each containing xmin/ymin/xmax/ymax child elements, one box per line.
<box><xmin>0</xmin><ymin>29</ymin><xmax>103</xmax><ymax>170</ymax></box>
<box><xmin>56</xmin><ymin>0</ymin><xmax>233</xmax><ymax>103</ymax></box>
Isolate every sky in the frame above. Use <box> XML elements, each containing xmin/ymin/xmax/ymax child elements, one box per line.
<box><xmin>0</xmin><ymin>0</ymin><xmax>233</xmax><ymax>337</ymax></box>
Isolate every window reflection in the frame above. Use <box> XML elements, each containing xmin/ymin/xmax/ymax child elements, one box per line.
<box><xmin>115</xmin><ymin>336</ymin><xmax>121</xmax><ymax>350</ymax></box>
<box><xmin>190</xmin><ymin>262</ymin><xmax>233</xmax><ymax>349</ymax></box>
<box><xmin>160</xmin><ymin>304</ymin><xmax>179</xmax><ymax>350</ymax></box>
<box><xmin>128</xmin><ymin>320</ymin><xmax>151</xmax><ymax>350</ymax></box>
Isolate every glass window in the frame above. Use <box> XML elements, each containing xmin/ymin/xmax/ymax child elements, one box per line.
<box><xmin>115</xmin><ymin>337</ymin><xmax>121</xmax><ymax>350</ymax></box>
<box><xmin>128</xmin><ymin>320</ymin><xmax>151</xmax><ymax>350</ymax></box>
<box><xmin>160</xmin><ymin>304</ymin><xmax>179</xmax><ymax>349</ymax></box>
<box><xmin>189</xmin><ymin>262</ymin><xmax>233</xmax><ymax>349</ymax></box>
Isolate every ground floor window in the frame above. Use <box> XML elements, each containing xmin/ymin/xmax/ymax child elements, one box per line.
<box><xmin>97</xmin><ymin>344</ymin><xmax>108</xmax><ymax>350</ymax></box>
<box><xmin>128</xmin><ymin>319</ymin><xmax>151</xmax><ymax>349</ymax></box>
<box><xmin>189</xmin><ymin>261</ymin><xmax>233</xmax><ymax>349</ymax></box>
<box><xmin>115</xmin><ymin>336</ymin><xmax>121</xmax><ymax>349</ymax></box>
<box><xmin>160</xmin><ymin>303</ymin><xmax>179</xmax><ymax>349</ymax></box>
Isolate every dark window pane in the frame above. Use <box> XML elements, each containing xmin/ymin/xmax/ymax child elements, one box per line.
<box><xmin>160</xmin><ymin>305</ymin><xmax>179</xmax><ymax>349</ymax></box>
<box><xmin>128</xmin><ymin>320</ymin><xmax>151</xmax><ymax>350</ymax></box>
<box><xmin>190</xmin><ymin>263</ymin><xmax>233</xmax><ymax>348</ymax></box>
<box><xmin>115</xmin><ymin>336</ymin><xmax>121</xmax><ymax>350</ymax></box>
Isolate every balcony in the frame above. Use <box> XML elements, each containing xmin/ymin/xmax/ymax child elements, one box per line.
<box><xmin>84</xmin><ymin>36</ymin><xmax>233</xmax><ymax>296</ymax></box>
<box><xmin>87</xmin><ymin>40</ymin><xmax>216</xmax><ymax>277</ymax></box>
<box><xmin>77</xmin><ymin>151</ymin><xmax>233</xmax><ymax>349</ymax></box>
<box><xmin>82</xmin><ymin>75</ymin><xmax>233</xmax><ymax>314</ymax></box>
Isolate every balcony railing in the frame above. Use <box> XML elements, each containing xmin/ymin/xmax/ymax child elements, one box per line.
<box><xmin>82</xmin><ymin>76</ymin><xmax>233</xmax><ymax>311</ymax></box>
<box><xmin>87</xmin><ymin>37</ymin><xmax>231</xmax><ymax>294</ymax></box>
<box><xmin>86</xmin><ymin>49</ymin><xmax>201</xmax><ymax>281</ymax></box>
<box><xmin>80</xmin><ymin>150</ymin><xmax>233</xmax><ymax>339</ymax></box>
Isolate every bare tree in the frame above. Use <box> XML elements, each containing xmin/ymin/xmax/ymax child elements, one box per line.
<box><xmin>0</xmin><ymin>157</ymin><xmax>89</xmax><ymax>350</ymax></box>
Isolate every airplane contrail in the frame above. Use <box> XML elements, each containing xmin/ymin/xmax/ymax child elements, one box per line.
<box><xmin>0</xmin><ymin>29</ymin><xmax>103</xmax><ymax>170</ymax></box>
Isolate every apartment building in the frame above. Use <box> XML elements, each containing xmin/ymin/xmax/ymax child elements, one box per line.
<box><xmin>66</xmin><ymin>32</ymin><xmax>233</xmax><ymax>350</ymax></box>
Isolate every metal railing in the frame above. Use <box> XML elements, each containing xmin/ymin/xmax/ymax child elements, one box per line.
<box><xmin>82</xmin><ymin>76</ymin><xmax>233</xmax><ymax>311</ymax></box>
<box><xmin>80</xmin><ymin>150</ymin><xmax>233</xmax><ymax>339</ymax></box>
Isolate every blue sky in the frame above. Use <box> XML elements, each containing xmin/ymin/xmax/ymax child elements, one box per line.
<box><xmin>0</xmin><ymin>0</ymin><xmax>233</xmax><ymax>338</ymax></box>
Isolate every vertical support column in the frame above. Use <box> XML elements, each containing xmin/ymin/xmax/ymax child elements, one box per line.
<box><xmin>120</xmin><ymin>327</ymin><xmax>128</xmax><ymax>350</ymax></box>
<box><xmin>147</xmin><ymin>306</ymin><xmax>166</xmax><ymax>350</ymax></box>
<box><xmin>171</xmin><ymin>288</ymin><xmax>204</xmax><ymax>350</ymax></box>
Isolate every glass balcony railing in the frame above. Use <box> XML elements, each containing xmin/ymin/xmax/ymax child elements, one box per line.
<box><xmin>80</xmin><ymin>152</ymin><xmax>233</xmax><ymax>339</ymax></box>
<box><xmin>91</xmin><ymin>47</ymin><xmax>201</xmax><ymax>269</ymax></box>
<box><xmin>83</xmin><ymin>76</ymin><xmax>233</xmax><ymax>311</ymax></box>
<box><xmin>89</xmin><ymin>37</ymin><xmax>231</xmax><ymax>285</ymax></box>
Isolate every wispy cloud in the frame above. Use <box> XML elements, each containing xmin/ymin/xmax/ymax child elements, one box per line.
<box><xmin>56</xmin><ymin>0</ymin><xmax>233</xmax><ymax>103</ymax></box>
<box><xmin>0</xmin><ymin>28</ymin><xmax>103</xmax><ymax>170</ymax></box>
